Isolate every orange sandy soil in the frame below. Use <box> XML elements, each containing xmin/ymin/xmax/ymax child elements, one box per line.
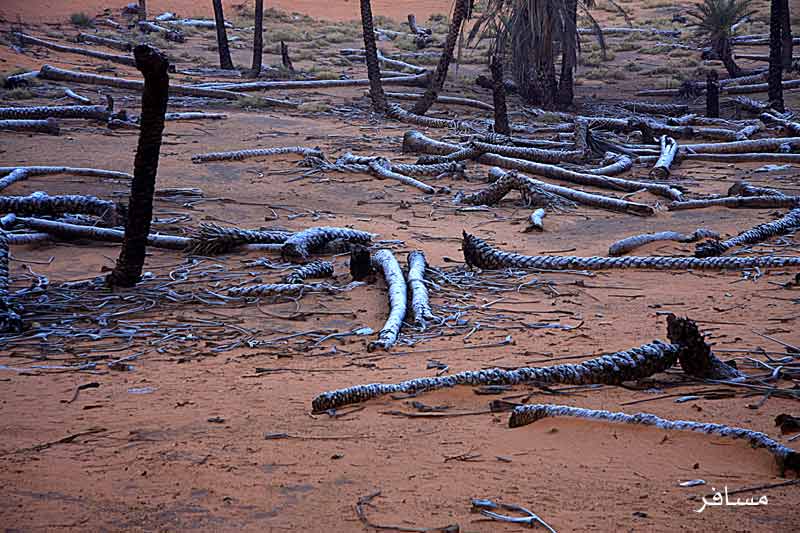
<box><xmin>1</xmin><ymin>1</ymin><xmax>800</xmax><ymax>532</ymax></box>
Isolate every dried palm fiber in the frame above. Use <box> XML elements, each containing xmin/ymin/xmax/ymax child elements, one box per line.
<box><xmin>669</xmin><ymin>195</ymin><xmax>800</xmax><ymax>210</ymax></box>
<box><xmin>402</xmin><ymin>130</ymin><xmax>684</xmax><ymax>200</ymax></box>
<box><xmin>367</xmin><ymin>249</ymin><xmax>407</xmax><ymax>352</ymax></box>
<box><xmin>301</xmin><ymin>152</ymin><xmax>464</xmax><ymax>180</ymax></box>
<box><xmin>485</xmin><ymin>168</ymin><xmax>655</xmax><ymax>217</ymax></box>
<box><xmin>649</xmin><ymin>136</ymin><xmax>679</xmax><ymax>179</ymax></box>
<box><xmin>608</xmin><ymin>229</ymin><xmax>719</xmax><ymax>256</ymax></box>
<box><xmin>508</xmin><ymin>404</ymin><xmax>798</xmax><ymax>475</ymax></box>
<box><xmin>283</xmin><ymin>260</ymin><xmax>334</xmax><ymax>284</ymax></box>
<box><xmin>335</xmin><ymin>153</ymin><xmax>440</xmax><ymax>194</ymax></box>
<box><xmin>311</xmin><ymin>315</ymin><xmax>733</xmax><ymax>412</ymax></box>
<box><xmin>281</xmin><ymin>226</ymin><xmax>374</xmax><ymax>263</ymax></box>
<box><xmin>0</xmin><ymin>118</ymin><xmax>60</xmax><ymax>135</ymax></box>
<box><xmin>191</xmin><ymin>146</ymin><xmax>322</xmax><ymax>163</ymax></box>
<box><xmin>17</xmin><ymin>217</ymin><xmax>190</xmax><ymax>250</ymax></box>
<box><xmin>695</xmin><ymin>208</ymin><xmax>800</xmax><ymax>257</ymax></box>
<box><xmin>0</xmin><ymin>104</ymin><xmax>112</xmax><ymax>121</ymax></box>
<box><xmin>186</xmin><ymin>223</ymin><xmax>290</xmax><ymax>255</ymax></box>
<box><xmin>462</xmin><ymin>231</ymin><xmax>800</xmax><ymax>270</ymax></box>
<box><xmin>587</xmin><ymin>153</ymin><xmax>633</xmax><ymax>176</ymax></box>
<box><xmin>0</xmin><ymin>191</ymin><xmax>125</xmax><ymax>226</ymax></box>
<box><xmin>728</xmin><ymin>181</ymin><xmax>785</xmax><ymax>197</ymax></box>
<box><xmin>0</xmin><ymin>166</ymin><xmax>131</xmax><ymax>193</ymax></box>
<box><xmin>0</xmin><ymin>228</ymin><xmax>22</xmax><ymax>333</ymax></box>
<box><xmin>391</xmin><ymin>161</ymin><xmax>466</xmax><ymax>178</ymax></box>
<box><xmin>406</xmin><ymin>251</ymin><xmax>435</xmax><ymax>330</ymax></box>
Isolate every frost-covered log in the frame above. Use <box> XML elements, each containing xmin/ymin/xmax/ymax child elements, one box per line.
<box><xmin>677</xmin><ymin>136</ymin><xmax>800</xmax><ymax>154</ymax></box>
<box><xmin>507</xmin><ymin>404</ymin><xmax>798</xmax><ymax>474</ymax></box>
<box><xmin>462</xmin><ymin>231</ymin><xmax>800</xmax><ymax>270</ymax></box>
<box><xmin>608</xmin><ymin>228</ymin><xmax>719</xmax><ymax>256</ymax></box>
<box><xmin>17</xmin><ymin>217</ymin><xmax>189</xmax><ymax>249</ymax></box>
<box><xmin>620</xmin><ymin>102</ymin><xmax>689</xmax><ymax>116</ymax></box>
<box><xmin>164</xmin><ymin>112</ymin><xmax>227</xmax><ymax>121</ymax></box>
<box><xmin>14</xmin><ymin>32</ymin><xmax>136</xmax><ymax>66</ymax></box>
<box><xmin>0</xmin><ymin>104</ymin><xmax>111</xmax><ymax>121</ymax></box>
<box><xmin>0</xmin><ymin>229</ymin><xmax>22</xmax><ymax>333</ymax></box>
<box><xmin>524</xmin><ymin>208</ymin><xmax>546</xmax><ymax>232</ymax></box>
<box><xmin>368</xmin><ymin>249</ymin><xmax>407</xmax><ymax>351</ymax></box>
<box><xmin>406</xmin><ymin>250</ymin><xmax>435</xmax><ymax>330</ymax></box>
<box><xmin>383</xmin><ymin>91</ymin><xmax>492</xmax><ymax>111</ymax></box>
<box><xmin>696</xmin><ymin>208</ymin><xmax>800</xmax><ymax>257</ymax></box>
<box><xmin>0</xmin><ymin>192</ymin><xmax>124</xmax><ymax>225</ymax></box>
<box><xmin>194</xmin><ymin>73</ymin><xmax>429</xmax><ymax>91</ymax></box>
<box><xmin>186</xmin><ymin>223</ymin><xmax>290</xmax><ymax>255</ymax></box>
<box><xmin>728</xmin><ymin>181</ymin><xmax>785</xmax><ymax>197</ymax></box>
<box><xmin>0</xmin><ymin>118</ymin><xmax>59</xmax><ymax>135</ymax></box>
<box><xmin>77</xmin><ymin>32</ymin><xmax>132</xmax><ymax>51</ymax></box>
<box><xmin>283</xmin><ymin>260</ymin><xmax>334</xmax><ymax>284</ymax></box>
<box><xmin>669</xmin><ymin>195</ymin><xmax>800</xmax><ymax>210</ymax></box>
<box><xmin>191</xmin><ymin>146</ymin><xmax>322</xmax><ymax>163</ymax></box>
<box><xmin>486</xmin><ymin>168</ymin><xmax>655</xmax><ymax>217</ymax></box>
<box><xmin>281</xmin><ymin>227</ymin><xmax>374</xmax><ymax>263</ymax></box>
<box><xmin>7</xmin><ymin>232</ymin><xmax>51</xmax><ymax>245</ymax></box>
<box><xmin>639</xmin><ymin>153</ymin><xmax>800</xmax><ymax>164</ymax></box>
<box><xmin>761</xmin><ymin>111</ymin><xmax>800</xmax><ymax>135</ymax></box>
<box><xmin>336</xmin><ymin>153</ymin><xmax>440</xmax><ymax>194</ymax></box>
<box><xmin>137</xmin><ymin>21</ymin><xmax>185</xmax><ymax>42</ymax></box>
<box><xmin>588</xmin><ymin>153</ymin><xmax>633</xmax><ymax>176</ymax></box>
<box><xmin>402</xmin><ymin>130</ymin><xmax>684</xmax><ymax>200</ymax></box>
<box><xmin>649</xmin><ymin>135</ymin><xmax>678</xmax><ymax>179</ymax></box>
<box><xmin>0</xmin><ymin>166</ymin><xmax>131</xmax><ymax>193</ymax></box>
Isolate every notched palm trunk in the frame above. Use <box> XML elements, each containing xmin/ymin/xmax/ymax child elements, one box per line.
<box><xmin>107</xmin><ymin>45</ymin><xmax>169</xmax><ymax>287</ymax></box>
<box><xmin>360</xmin><ymin>0</ymin><xmax>386</xmax><ymax>112</ymax></box>
<box><xmin>212</xmin><ymin>0</ymin><xmax>234</xmax><ymax>70</ymax></box>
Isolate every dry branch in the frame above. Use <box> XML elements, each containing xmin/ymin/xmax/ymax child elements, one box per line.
<box><xmin>524</xmin><ymin>208</ymin><xmax>546</xmax><ymax>232</ymax></box>
<box><xmin>197</xmin><ymin>73</ymin><xmax>428</xmax><ymax>92</ymax></box>
<box><xmin>76</xmin><ymin>32</ymin><xmax>132</xmax><ymax>51</ymax></box>
<box><xmin>17</xmin><ymin>217</ymin><xmax>189</xmax><ymax>249</ymax></box>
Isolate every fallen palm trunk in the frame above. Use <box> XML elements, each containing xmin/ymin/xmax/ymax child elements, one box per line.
<box><xmin>485</xmin><ymin>168</ymin><xmax>654</xmax><ymax>216</ymax></box>
<box><xmin>620</xmin><ymin>102</ymin><xmax>689</xmax><ymax>116</ymax></box>
<box><xmin>62</xmin><ymin>87</ymin><xmax>91</xmax><ymax>104</ymax></box>
<box><xmin>383</xmin><ymin>91</ymin><xmax>492</xmax><ymax>111</ymax></box>
<box><xmin>524</xmin><ymin>208</ymin><xmax>546</xmax><ymax>232</ymax></box>
<box><xmin>0</xmin><ymin>192</ymin><xmax>124</xmax><ymax>225</ymax></box>
<box><xmin>186</xmin><ymin>223</ymin><xmax>290</xmax><ymax>255</ymax></box>
<box><xmin>192</xmin><ymin>146</ymin><xmax>322</xmax><ymax>163</ymax></box>
<box><xmin>281</xmin><ymin>226</ymin><xmax>374</xmax><ymax>263</ymax></box>
<box><xmin>0</xmin><ymin>229</ymin><xmax>22</xmax><ymax>333</ymax></box>
<box><xmin>761</xmin><ymin>112</ymin><xmax>800</xmax><ymax>135</ymax></box>
<box><xmin>679</xmin><ymin>136</ymin><xmax>800</xmax><ymax>154</ymax></box>
<box><xmin>7</xmin><ymin>232</ymin><xmax>51</xmax><ymax>245</ymax></box>
<box><xmin>696</xmin><ymin>208</ymin><xmax>800</xmax><ymax>257</ymax></box>
<box><xmin>227</xmin><ymin>283</ymin><xmax>326</xmax><ymax>297</ymax></box>
<box><xmin>650</xmin><ymin>136</ymin><xmax>679</xmax><ymax>179</ymax></box>
<box><xmin>195</xmin><ymin>73</ymin><xmax>429</xmax><ymax>91</ymax></box>
<box><xmin>587</xmin><ymin>153</ymin><xmax>633</xmax><ymax>176</ymax></box>
<box><xmin>728</xmin><ymin>181</ymin><xmax>785</xmax><ymax>197</ymax></box>
<box><xmin>639</xmin><ymin>153</ymin><xmax>800</xmax><ymax>163</ymax></box>
<box><xmin>608</xmin><ymin>229</ymin><xmax>719</xmax><ymax>256</ymax></box>
<box><xmin>507</xmin><ymin>404</ymin><xmax>798</xmax><ymax>475</ymax></box>
<box><xmin>462</xmin><ymin>231</ymin><xmax>800</xmax><ymax>270</ymax></box>
<box><xmin>76</xmin><ymin>32</ymin><xmax>132</xmax><ymax>51</ymax></box>
<box><xmin>137</xmin><ymin>21</ymin><xmax>185</xmax><ymax>42</ymax></box>
<box><xmin>0</xmin><ymin>166</ymin><xmax>131</xmax><ymax>192</ymax></box>
<box><xmin>164</xmin><ymin>112</ymin><xmax>226</xmax><ymax>121</ymax></box>
<box><xmin>336</xmin><ymin>153</ymin><xmax>440</xmax><ymax>194</ymax></box>
<box><xmin>669</xmin><ymin>196</ymin><xmax>800</xmax><ymax>210</ymax></box>
<box><xmin>407</xmin><ymin>250</ymin><xmax>435</xmax><ymax>330</ymax></box>
<box><xmin>17</xmin><ymin>217</ymin><xmax>189</xmax><ymax>249</ymax></box>
<box><xmin>637</xmin><ymin>78</ymin><xmax>800</xmax><ymax>96</ymax></box>
<box><xmin>38</xmin><ymin>65</ymin><xmax>293</xmax><ymax>106</ymax></box>
<box><xmin>387</xmin><ymin>103</ymin><xmax>470</xmax><ymax>130</ymax></box>
<box><xmin>457</xmin><ymin>171</ymin><xmax>575</xmax><ymax>209</ymax></box>
<box><xmin>469</xmin><ymin>139</ymin><xmax>587</xmax><ymax>164</ymax></box>
<box><xmin>283</xmin><ymin>260</ymin><xmax>334</xmax><ymax>284</ymax></box>
<box><xmin>0</xmin><ymin>104</ymin><xmax>111</xmax><ymax>121</ymax></box>
<box><xmin>368</xmin><ymin>249</ymin><xmax>407</xmax><ymax>351</ymax></box>
<box><xmin>15</xmin><ymin>32</ymin><xmax>136</xmax><ymax>67</ymax></box>
<box><xmin>312</xmin><ymin>315</ymin><xmax>725</xmax><ymax>411</ymax></box>
<box><xmin>0</xmin><ymin>118</ymin><xmax>59</xmax><ymax>135</ymax></box>
<box><xmin>403</xmin><ymin>130</ymin><xmax>684</xmax><ymax>200</ymax></box>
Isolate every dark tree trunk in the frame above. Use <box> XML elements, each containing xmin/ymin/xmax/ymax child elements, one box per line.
<box><xmin>359</xmin><ymin>0</ymin><xmax>386</xmax><ymax>112</ymax></box>
<box><xmin>280</xmin><ymin>41</ymin><xmax>295</xmax><ymax>71</ymax></box>
<box><xmin>718</xmin><ymin>37</ymin><xmax>743</xmax><ymax>78</ymax></box>
<box><xmin>411</xmin><ymin>0</ymin><xmax>469</xmax><ymax>115</ymax></box>
<box><xmin>490</xmin><ymin>53</ymin><xmax>510</xmax><ymax>135</ymax></box>
<box><xmin>780</xmin><ymin>0</ymin><xmax>793</xmax><ymax>68</ymax></box>
<box><xmin>212</xmin><ymin>0</ymin><xmax>234</xmax><ymax>70</ymax></box>
<box><xmin>706</xmin><ymin>70</ymin><xmax>720</xmax><ymax>118</ymax></box>
<box><xmin>556</xmin><ymin>0</ymin><xmax>577</xmax><ymax>110</ymax></box>
<box><xmin>769</xmin><ymin>0</ymin><xmax>785</xmax><ymax>112</ymax></box>
<box><xmin>107</xmin><ymin>45</ymin><xmax>169</xmax><ymax>288</ymax></box>
<box><xmin>251</xmin><ymin>0</ymin><xmax>264</xmax><ymax>75</ymax></box>
<box><xmin>138</xmin><ymin>0</ymin><xmax>147</xmax><ymax>22</ymax></box>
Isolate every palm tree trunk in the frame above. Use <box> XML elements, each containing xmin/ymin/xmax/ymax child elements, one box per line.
<box><xmin>107</xmin><ymin>45</ymin><xmax>169</xmax><ymax>288</ymax></box>
<box><xmin>251</xmin><ymin>0</ymin><xmax>264</xmax><ymax>75</ymax></box>
<box><xmin>212</xmin><ymin>0</ymin><xmax>234</xmax><ymax>70</ymax></box>
<box><xmin>780</xmin><ymin>0</ymin><xmax>793</xmax><ymax>68</ymax></box>
<box><xmin>719</xmin><ymin>37</ymin><xmax>743</xmax><ymax>78</ymax></box>
<box><xmin>359</xmin><ymin>0</ymin><xmax>386</xmax><ymax>112</ymax></box>
<box><xmin>769</xmin><ymin>0</ymin><xmax>785</xmax><ymax>112</ymax></box>
<box><xmin>411</xmin><ymin>0</ymin><xmax>469</xmax><ymax>115</ymax></box>
<box><xmin>706</xmin><ymin>70</ymin><xmax>719</xmax><ymax>117</ymax></box>
<box><xmin>490</xmin><ymin>52</ymin><xmax>510</xmax><ymax>135</ymax></box>
<box><xmin>556</xmin><ymin>0</ymin><xmax>577</xmax><ymax>110</ymax></box>
<box><xmin>138</xmin><ymin>0</ymin><xmax>146</xmax><ymax>22</ymax></box>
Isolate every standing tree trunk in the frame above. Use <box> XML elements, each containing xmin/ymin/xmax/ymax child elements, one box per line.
<box><xmin>138</xmin><ymin>0</ymin><xmax>147</xmax><ymax>22</ymax></box>
<box><xmin>556</xmin><ymin>0</ymin><xmax>578</xmax><ymax>110</ymax></box>
<box><xmin>360</xmin><ymin>0</ymin><xmax>386</xmax><ymax>112</ymax></box>
<box><xmin>251</xmin><ymin>0</ymin><xmax>264</xmax><ymax>76</ymax></box>
<box><xmin>411</xmin><ymin>0</ymin><xmax>470</xmax><ymax>115</ymax></box>
<box><xmin>212</xmin><ymin>0</ymin><xmax>234</xmax><ymax>70</ymax></box>
<box><xmin>718</xmin><ymin>37</ymin><xmax>743</xmax><ymax>78</ymax></box>
<box><xmin>490</xmin><ymin>52</ymin><xmax>510</xmax><ymax>135</ymax></box>
<box><xmin>769</xmin><ymin>0</ymin><xmax>785</xmax><ymax>112</ymax></box>
<box><xmin>706</xmin><ymin>70</ymin><xmax>720</xmax><ymax>118</ymax></box>
<box><xmin>780</xmin><ymin>0</ymin><xmax>793</xmax><ymax>68</ymax></box>
<box><xmin>107</xmin><ymin>45</ymin><xmax>169</xmax><ymax>288</ymax></box>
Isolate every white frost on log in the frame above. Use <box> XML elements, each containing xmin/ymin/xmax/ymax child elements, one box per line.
<box><xmin>649</xmin><ymin>136</ymin><xmax>679</xmax><ymax>179</ymax></box>
<box><xmin>524</xmin><ymin>208</ymin><xmax>546</xmax><ymax>232</ymax></box>
<box><xmin>407</xmin><ymin>250</ymin><xmax>436</xmax><ymax>330</ymax></box>
<box><xmin>368</xmin><ymin>249</ymin><xmax>407</xmax><ymax>351</ymax></box>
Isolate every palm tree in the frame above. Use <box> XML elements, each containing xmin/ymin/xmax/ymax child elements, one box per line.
<box><xmin>556</xmin><ymin>0</ymin><xmax>578</xmax><ymax>109</ymax></box>
<box><xmin>359</xmin><ymin>0</ymin><xmax>386</xmax><ymax>112</ymax></box>
<box><xmin>688</xmin><ymin>0</ymin><xmax>754</xmax><ymax>78</ymax></box>
<box><xmin>768</xmin><ymin>0</ymin><xmax>784</xmax><ymax>111</ymax></box>
<box><xmin>212</xmin><ymin>0</ymin><xmax>234</xmax><ymax>70</ymax></box>
<box><xmin>490</xmin><ymin>51</ymin><xmax>510</xmax><ymax>134</ymax></box>
<box><xmin>780</xmin><ymin>0</ymin><xmax>792</xmax><ymax>68</ymax></box>
<box><xmin>251</xmin><ymin>0</ymin><xmax>264</xmax><ymax>76</ymax></box>
<box><xmin>412</xmin><ymin>0</ymin><xmax>471</xmax><ymax>115</ymax></box>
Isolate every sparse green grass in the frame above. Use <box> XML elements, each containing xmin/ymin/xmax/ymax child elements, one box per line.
<box><xmin>70</xmin><ymin>12</ymin><xmax>93</xmax><ymax>27</ymax></box>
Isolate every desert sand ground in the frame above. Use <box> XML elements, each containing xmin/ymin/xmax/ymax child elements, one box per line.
<box><xmin>0</xmin><ymin>1</ymin><xmax>799</xmax><ymax>531</ymax></box>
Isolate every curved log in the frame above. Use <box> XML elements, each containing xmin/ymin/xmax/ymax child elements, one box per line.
<box><xmin>608</xmin><ymin>229</ymin><xmax>719</xmax><ymax>256</ymax></box>
<box><xmin>587</xmin><ymin>153</ymin><xmax>633</xmax><ymax>176</ymax></box>
<box><xmin>695</xmin><ymin>208</ymin><xmax>800</xmax><ymax>257</ymax></box>
<box><xmin>669</xmin><ymin>196</ymin><xmax>800</xmax><ymax>210</ymax></box>
<box><xmin>281</xmin><ymin>226</ymin><xmax>374</xmax><ymax>263</ymax></box>
<box><xmin>524</xmin><ymin>208</ymin><xmax>546</xmax><ymax>232</ymax></box>
<box><xmin>462</xmin><ymin>231</ymin><xmax>800</xmax><ymax>270</ymax></box>
<box><xmin>367</xmin><ymin>249</ymin><xmax>407</xmax><ymax>351</ymax></box>
<box><xmin>0</xmin><ymin>166</ymin><xmax>131</xmax><ymax>193</ymax></box>
<box><xmin>407</xmin><ymin>250</ymin><xmax>435</xmax><ymax>330</ymax></box>
<box><xmin>283</xmin><ymin>260</ymin><xmax>335</xmax><ymax>284</ymax></box>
